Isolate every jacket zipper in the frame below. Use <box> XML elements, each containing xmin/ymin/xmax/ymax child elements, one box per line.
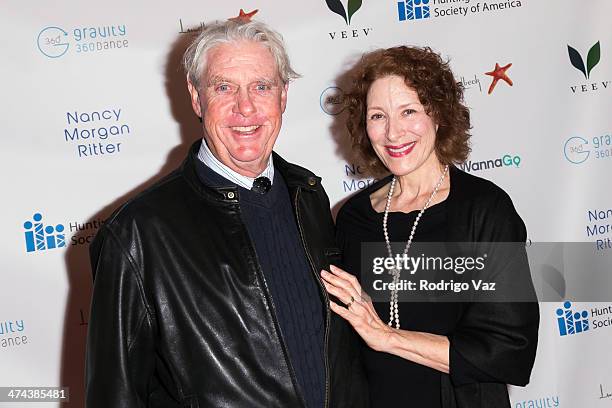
<box><xmin>248</xmin><ymin>236</ymin><xmax>307</xmax><ymax>408</ymax></box>
<box><xmin>294</xmin><ymin>188</ymin><xmax>331</xmax><ymax>408</ymax></box>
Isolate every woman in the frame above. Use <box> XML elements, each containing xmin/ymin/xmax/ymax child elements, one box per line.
<box><xmin>321</xmin><ymin>46</ymin><xmax>539</xmax><ymax>407</ymax></box>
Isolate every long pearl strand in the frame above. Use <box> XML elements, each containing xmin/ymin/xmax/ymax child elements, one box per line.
<box><xmin>383</xmin><ymin>165</ymin><xmax>449</xmax><ymax>329</ymax></box>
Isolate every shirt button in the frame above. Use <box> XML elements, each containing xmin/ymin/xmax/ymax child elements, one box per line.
<box><xmin>227</xmin><ymin>192</ymin><xmax>235</xmax><ymax>199</ymax></box>
<box><xmin>308</xmin><ymin>177</ymin><xmax>317</xmax><ymax>186</ymax></box>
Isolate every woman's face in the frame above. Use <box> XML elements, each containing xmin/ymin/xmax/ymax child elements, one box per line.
<box><xmin>366</xmin><ymin>75</ymin><xmax>438</xmax><ymax>176</ymax></box>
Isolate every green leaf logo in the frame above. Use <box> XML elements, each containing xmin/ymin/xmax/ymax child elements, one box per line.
<box><xmin>587</xmin><ymin>41</ymin><xmax>601</xmax><ymax>79</ymax></box>
<box><xmin>347</xmin><ymin>0</ymin><xmax>363</xmax><ymax>24</ymax></box>
<box><xmin>568</xmin><ymin>41</ymin><xmax>601</xmax><ymax>80</ymax></box>
<box><xmin>325</xmin><ymin>0</ymin><xmax>363</xmax><ymax>25</ymax></box>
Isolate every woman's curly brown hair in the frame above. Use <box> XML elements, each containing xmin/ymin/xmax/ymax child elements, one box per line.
<box><xmin>345</xmin><ymin>46</ymin><xmax>471</xmax><ymax>175</ymax></box>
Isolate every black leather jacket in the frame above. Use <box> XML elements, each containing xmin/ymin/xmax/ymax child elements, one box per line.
<box><xmin>85</xmin><ymin>141</ymin><xmax>368</xmax><ymax>408</ymax></box>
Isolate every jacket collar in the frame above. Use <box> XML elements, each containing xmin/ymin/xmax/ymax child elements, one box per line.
<box><xmin>180</xmin><ymin>140</ymin><xmax>321</xmax><ymax>203</ymax></box>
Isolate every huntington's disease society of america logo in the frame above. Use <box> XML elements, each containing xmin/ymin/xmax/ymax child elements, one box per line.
<box><xmin>398</xmin><ymin>0</ymin><xmax>430</xmax><ymax>21</ymax></box>
<box><xmin>556</xmin><ymin>301</ymin><xmax>612</xmax><ymax>337</ymax></box>
<box><xmin>23</xmin><ymin>213</ymin><xmax>66</xmax><ymax>253</ymax></box>
<box><xmin>396</xmin><ymin>0</ymin><xmax>524</xmax><ymax>22</ymax></box>
<box><xmin>556</xmin><ymin>301</ymin><xmax>589</xmax><ymax>336</ymax></box>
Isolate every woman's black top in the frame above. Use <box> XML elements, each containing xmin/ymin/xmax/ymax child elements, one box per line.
<box><xmin>335</xmin><ymin>168</ymin><xmax>540</xmax><ymax>408</ymax></box>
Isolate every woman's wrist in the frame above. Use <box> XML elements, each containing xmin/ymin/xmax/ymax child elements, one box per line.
<box><xmin>380</xmin><ymin>328</ymin><xmax>411</xmax><ymax>354</ymax></box>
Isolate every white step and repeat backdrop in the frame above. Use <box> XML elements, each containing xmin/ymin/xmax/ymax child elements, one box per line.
<box><xmin>2</xmin><ymin>1</ymin><xmax>611</xmax><ymax>407</ymax></box>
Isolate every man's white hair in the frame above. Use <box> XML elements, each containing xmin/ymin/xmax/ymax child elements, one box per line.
<box><xmin>183</xmin><ymin>20</ymin><xmax>300</xmax><ymax>89</ymax></box>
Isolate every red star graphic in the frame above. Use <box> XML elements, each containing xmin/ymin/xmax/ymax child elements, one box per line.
<box><xmin>484</xmin><ymin>63</ymin><xmax>513</xmax><ymax>94</ymax></box>
<box><xmin>228</xmin><ymin>9</ymin><xmax>259</xmax><ymax>22</ymax></box>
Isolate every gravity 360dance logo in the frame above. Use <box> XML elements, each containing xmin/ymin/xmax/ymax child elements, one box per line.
<box><xmin>37</xmin><ymin>24</ymin><xmax>129</xmax><ymax>58</ymax></box>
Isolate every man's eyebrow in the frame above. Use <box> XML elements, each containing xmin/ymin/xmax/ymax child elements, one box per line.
<box><xmin>254</xmin><ymin>77</ymin><xmax>277</xmax><ymax>84</ymax></box>
<box><xmin>205</xmin><ymin>76</ymin><xmax>280</xmax><ymax>87</ymax></box>
<box><xmin>206</xmin><ymin>75</ymin><xmax>231</xmax><ymax>86</ymax></box>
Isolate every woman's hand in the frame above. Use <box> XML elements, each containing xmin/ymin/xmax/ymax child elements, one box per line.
<box><xmin>321</xmin><ymin>264</ymin><xmax>450</xmax><ymax>373</ymax></box>
<box><xmin>320</xmin><ymin>265</ymin><xmax>394</xmax><ymax>352</ymax></box>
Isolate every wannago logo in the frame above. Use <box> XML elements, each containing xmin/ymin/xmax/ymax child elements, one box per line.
<box><xmin>563</xmin><ymin>133</ymin><xmax>612</xmax><ymax>164</ymax></box>
<box><xmin>567</xmin><ymin>41</ymin><xmax>610</xmax><ymax>94</ymax></box>
<box><xmin>459</xmin><ymin>154</ymin><xmax>521</xmax><ymax>173</ymax></box>
<box><xmin>556</xmin><ymin>301</ymin><xmax>612</xmax><ymax>337</ymax></box>
<box><xmin>37</xmin><ymin>24</ymin><xmax>128</xmax><ymax>58</ymax></box>
<box><xmin>24</xmin><ymin>213</ymin><xmax>66</xmax><ymax>253</ymax></box>
<box><xmin>325</xmin><ymin>0</ymin><xmax>373</xmax><ymax>40</ymax></box>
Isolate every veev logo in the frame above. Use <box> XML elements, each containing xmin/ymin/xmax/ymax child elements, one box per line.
<box><xmin>23</xmin><ymin>213</ymin><xmax>66</xmax><ymax>253</ymax></box>
<box><xmin>325</xmin><ymin>0</ymin><xmax>372</xmax><ymax>40</ymax></box>
<box><xmin>556</xmin><ymin>301</ymin><xmax>589</xmax><ymax>336</ymax></box>
<box><xmin>326</xmin><ymin>0</ymin><xmax>363</xmax><ymax>24</ymax></box>
<box><xmin>568</xmin><ymin>41</ymin><xmax>600</xmax><ymax>80</ymax></box>
<box><xmin>567</xmin><ymin>41</ymin><xmax>610</xmax><ymax>94</ymax></box>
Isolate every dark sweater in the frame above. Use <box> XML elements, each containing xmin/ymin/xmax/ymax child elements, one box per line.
<box><xmin>194</xmin><ymin>159</ymin><xmax>325</xmax><ymax>408</ymax></box>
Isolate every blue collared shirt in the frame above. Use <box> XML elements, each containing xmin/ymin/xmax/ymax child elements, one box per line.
<box><xmin>197</xmin><ymin>139</ymin><xmax>274</xmax><ymax>189</ymax></box>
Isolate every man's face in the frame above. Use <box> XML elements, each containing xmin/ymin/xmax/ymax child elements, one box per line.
<box><xmin>188</xmin><ymin>40</ymin><xmax>288</xmax><ymax>177</ymax></box>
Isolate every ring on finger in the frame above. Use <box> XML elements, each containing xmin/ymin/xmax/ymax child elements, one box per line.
<box><xmin>346</xmin><ymin>295</ymin><xmax>355</xmax><ymax>309</ymax></box>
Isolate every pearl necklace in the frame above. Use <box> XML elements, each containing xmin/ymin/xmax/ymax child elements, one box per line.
<box><xmin>383</xmin><ymin>165</ymin><xmax>449</xmax><ymax>329</ymax></box>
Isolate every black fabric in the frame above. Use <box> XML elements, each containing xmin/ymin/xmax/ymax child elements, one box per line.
<box><xmin>251</xmin><ymin>176</ymin><xmax>272</xmax><ymax>194</ymax></box>
<box><xmin>335</xmin><ymin>166</ymin><xmax>539</xmax><ymax>408</ymax></box>
<box><xmin>337</xmin><ymin>187</ymin><xmax>456</xmax><ymax>408</ymax></box>
<box><xmin>195</xmin><ymin>160</ymin><xmax>325</xmax><ymax>408</ymax></box>
<box><xmin>85</xmin><ymin>140</ymin><xmax>369</xmax><ymax>408</ymax></box>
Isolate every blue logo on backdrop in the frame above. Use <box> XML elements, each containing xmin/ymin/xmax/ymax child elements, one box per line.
<box><xmin>514</xmin><ymin>395</ymin><xmax>560</xmax><ymax>408</ymax></box>
<box><xmin>556</xmin><ymin>301</ymin><xmax>589</xmax><ymax>336</ymax></box>
<box><xmin>37</xmin><ymin>24</ymin><xmax>128</xmax><ymax>58</ymax></box>
<box><xmin>63</xmin><ymin>107</ymin><xmax>131</xmax><ymax>158</ymax></box>
<box><xmin>563</xmin><ymin>136</ymin><xmax>590</xmax><ymax>164</ymax></box>
<box><xmin>397</xmin><ymin>0</ymin><xmax>523</xmax><ymax>21</ymax></box>
<box><xmin>0</xmin><ymin>319</ymin><xmax>28</xmax><ymax>349</ymax></box>
<box><xmin>37</xmin><ymin>27</ymin><xmax>70</xmax><ymax>58</ymax></box>
<box><xmin>398</xmin><ymin>0</ymin><xmax>430</xmax><ymax>21</ymax></box>
<box><xmin>564</xmin><ymin>133</ymin><xmax>612</xmax><ymax>164</ymax></box>
<box><xmin>23</xmin><ymin>213</ymin><xmax>66</xmax><ymax>253</ymax></box>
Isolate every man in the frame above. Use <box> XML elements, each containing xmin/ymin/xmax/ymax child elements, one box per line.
<box><xmin>85</xmin><ymin>19</ymin><xmax>368</xmax><ymax>408</ymax></box>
